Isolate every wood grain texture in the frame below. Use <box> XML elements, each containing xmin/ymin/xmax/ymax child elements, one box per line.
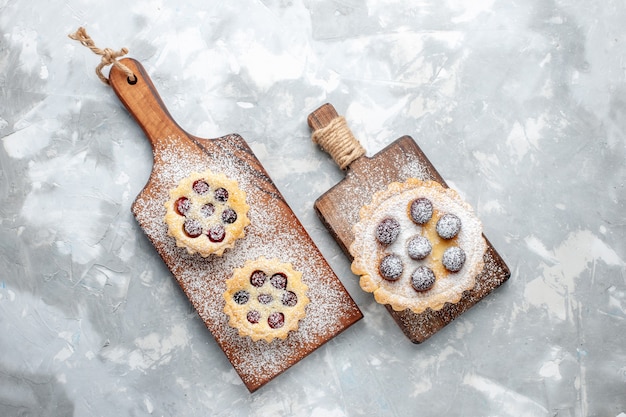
<box><xmin>108</xmin><ymin>60</ymin><xmax>363</xmax><ymax>392</ymax></box>
<box><xmin>308</xmin><ymin>103</ymin><xmax>510</xmax><ymax>343</ymax></box>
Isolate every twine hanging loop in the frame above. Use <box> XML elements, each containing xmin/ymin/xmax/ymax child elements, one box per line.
<box><xmin>69</xmin><ymin>27</ymin><xmax>135</xmax><ymax>85</ymax></box>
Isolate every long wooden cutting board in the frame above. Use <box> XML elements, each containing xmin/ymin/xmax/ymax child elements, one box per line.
<box><xmin>308</xmin><ymin>103</ymin><xmax>510</xmax><ymax>343</ymax></box>
<box><xmin>107</xmin><ymin>60</ymin><xmax>363</xmax><ymax>391</ymax></box>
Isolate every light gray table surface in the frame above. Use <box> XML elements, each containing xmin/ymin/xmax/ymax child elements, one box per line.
<box><xmin>1</xmin><ymin>0</ymin><xmax>625</xmax><ymax>416</ymax></box>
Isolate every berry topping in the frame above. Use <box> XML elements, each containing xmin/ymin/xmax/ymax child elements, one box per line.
<box><xmin>221</xmin><ymin>208</ymin><xmax>237</xmax><ymax>224</ymax></box>
<box><xmin>407</xmin><ymin>235</ymin><xmax>432</xmax><ymax>260</ymax></box>
<box><xmin>192</xmin><ymin>179</ymin><xmax>210</xmax><ymax>195</ymax></box>
<box><xmin>376</xmin><ymin>217</ymin><xmax>401</xmax><ymax>245</ymax></box>
<box><xmin>268</xmin><ymin>312</ymin><xmax>285</xmax><ymax>329</ymax></box>
<box><xmin>258</xmin><ymin>293</ymin><xmax>273</xmax><ymax>304</ymax></box>
<box><xmin>208</xmin><ymin>224</ymin><xmax>226</xmax><ymax>242</ymax></box>
<box><xmin>183</xmin><ymin>219</ymin><xmax>203</xmax><ymax>238</ymax></box>
<box><xmin>270</xmin><ymin>273</ymin><xmax>288</xmax><ymax>290</ymax></box>
<box><xmin>379</xmin><ymin>254</ymin><xmax>403</xmax><ymax>281</ymax></box>
<box><xmin>442</xmin><ymin>246</ymin><xmax>466</xmax><ymax>272</ymax></box>
<box><xmin>200</xmin><ymin>203</ymin><xmax>215</xmax><ymax>217</ymax></box>
<box><xmin>214</xmin><ymin>187</ymin><xmax>229</xmax><ymax>202</ymax></box>
<box><xmin>247</xmin><ymin>310</ymin><xmax>260</xmax><ymax>324</ymax></box>
<box><xmin>282</xmin><ymin>291</ymin><xmax>298</xmax><ymax>307</ymax></box>
<box><xmin>409</xmin><ymin>198</ymin><xmax>433</xmax><ymax>225</ymax></box>
<box><xmin>250</xmin><ymin>270</ymin><xmax>267</xmax><ymax>287</ymax></box>
<box><xmin>233</xmin><ymin>290</ymin><xmax>250</xmax><ymax>305</ymax></box>
<box><xmin>436</xmin><ymin>213</ymin><xmax>462</xmax><ymax>239</ymax></box>
<box><xmin>175</xmin><ymin>197</ymin><xmax>190</xmax><ymax>216</ymax></box>
<box><xmin>411</xmin><ymin>266</ymin><xmax>436</xmax><ymax>292</ymax></box>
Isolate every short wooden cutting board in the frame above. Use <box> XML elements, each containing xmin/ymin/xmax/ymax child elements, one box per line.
<box><xmin>308</xmin><ymin>103</ymin><xmax>510</xmax><ymax>343</ymax></box>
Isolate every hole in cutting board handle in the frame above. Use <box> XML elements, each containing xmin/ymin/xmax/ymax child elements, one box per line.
<box><xmin>127</xmin><ymin>75</ymin><xmax>138</xmax><ymax>85</ymax></box>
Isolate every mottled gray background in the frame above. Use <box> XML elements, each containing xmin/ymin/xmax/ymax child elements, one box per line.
<box><xmin>1</xmin><ymin>0</ymin><xmax>625</xmax><ymax>416</ymax></box>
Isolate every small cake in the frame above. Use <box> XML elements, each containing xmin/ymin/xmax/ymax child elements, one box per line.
<box><xmin>350</xmin><ymin>179</ymin><xmax>487</xmax><ymax>313</ymax></box>
<box><xmin>164</xmin><ymin>170</ymin><xmax>250</xmax><ymax>256</ymax></box>
<box><xmin>223</xmin><ymin>257</ymin><xmax>310</xmax><ymax>343</ymax></box>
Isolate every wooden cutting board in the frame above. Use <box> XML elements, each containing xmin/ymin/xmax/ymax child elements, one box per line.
<box><xmin>107</xmin><ymin>60</ymin><xmax>363</xmax><ymax>392</ymax></box>
<box><xmin>308</xmin><ymin>103</ymin><xmax>510</xmax><ymax>343</ymax></box>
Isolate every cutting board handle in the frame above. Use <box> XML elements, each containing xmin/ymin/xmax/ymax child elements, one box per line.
<box><xmin>307</xmin><ymin>103</ymin><xmax>365</xmax><ymax>170</ymax></box>
<box><xmin>109</xmin><ymin>58</ymin><xmax>187</xmax><ymax>149</ymax></box>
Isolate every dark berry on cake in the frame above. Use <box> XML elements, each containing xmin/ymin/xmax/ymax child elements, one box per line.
<box><xmin>282</xmin><ymin>291</ymin><xmax>298</xmax><ymax>307</ymax></box>
<box><xmin>436</xmin><ymin>213</ymin><xmax>461</xmax><ymax>239</ymax></box>
<box><xmin>200</xmin><ymin>203</ymin><xmax>215</xmax><ymax>217</ymax></box>
<box><xmin>221</xmin><ymin>208</ymin><xmax>237</xmax><ymax>224</ymax></box>
<box><xmin>208</xmin><ymin>224</ymin><xmax>226</xmax><ymax>242</ymax></box>
<box><xmin>183</xmin><ymin>219</ymin><xmax>203</xmax><ymax>238</ymax></box>
<box><xmin>192</xmin><ymin>179</ymin><xmax>210</xmax><ymax>195</ymax></box>
<box><xmin>175</xmin><ymin>197</ymin><xmax>190</xmax><ymax>216</ymax></box>
<box><xmin>376</xmin><ymin>217</ymin><xmax>401</xmax><ymax>245</ymax></box>
<box><xmin>270</xmin><ymin>273</ymin><xmax>288</xmax><ymax>290</ymax></box>
<box><xmin>250</xmin><ymin>270</ymin><xmax>267</xmax><ymax>287</ymax></box>
<box><xmin>379</xmin><ymin>254</ymin><xmax>403</xmax><ymax>281</ymax></box>
<box><xmin>442</xmin><ymin>246</ymin><xmax>466</xmax><ymax>272</ymax></box>
<box><xmin>214</xmin><ymin>187</ymin><xmax>229</xmax><ymax>202</ymax></box>
<box><xmin>247</xmin><ymin>310</ymin><xmax>260</xmax><ymax>324</ymax></box>
<box><xmin>258</xmin><ymin>293</ymin><xmax>273</xmax><ymax>304</ymax></box>
<box><xmin>268</xmin><ymin>312</ymin><xmax>285</xmax><ymax>329</ymax></box>
<box><xmin>407</xmin><ymin>235</ymin><xmax>432</xmax><ymax>260</ymax></box>
<box><xmin>409</xmin><ymin>197</ymin><xmax>433</xmax><ymax>225</ymax></box>
<box><xmin>233</xmin><ymin>290</ymin><xmax>250</xmax><ymax>305</ymax></box>
<box><xmin>411</xmin><ymin>266</ymin><xmax>436</xmax><ymax>292</ymax></box>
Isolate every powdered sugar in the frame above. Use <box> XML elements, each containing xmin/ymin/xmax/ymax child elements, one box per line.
<box><xmin>132</xmin><ymin>135</ymin><xmax>361</xmax><ymax>389</ymax></box>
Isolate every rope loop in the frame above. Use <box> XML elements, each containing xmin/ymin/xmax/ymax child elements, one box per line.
<box><xmin>69</xmin><ymin>27</ymin><xmax>135</xmax><ymax>85</ymax></box>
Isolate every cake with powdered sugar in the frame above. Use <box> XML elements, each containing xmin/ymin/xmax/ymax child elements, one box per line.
<box><xmin>350</xmin><ymin>178</ymin><xmax>487</xmax><ymax>314</ymax></box>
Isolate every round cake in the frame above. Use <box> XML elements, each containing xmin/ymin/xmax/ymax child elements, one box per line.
<box><xmin>164</xmin><ymin>170</ymin><xmax>250</xmax><ymax>257</ymax></box>
<box><xmin>350</xmin><ymin>179</ymin><xmax>487</xmax><ymax>313</ymax></box>
<box><xmin>223</xmin><ymin>257</ymin><xmax>310</xmax><ymax>343</ymax></box>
